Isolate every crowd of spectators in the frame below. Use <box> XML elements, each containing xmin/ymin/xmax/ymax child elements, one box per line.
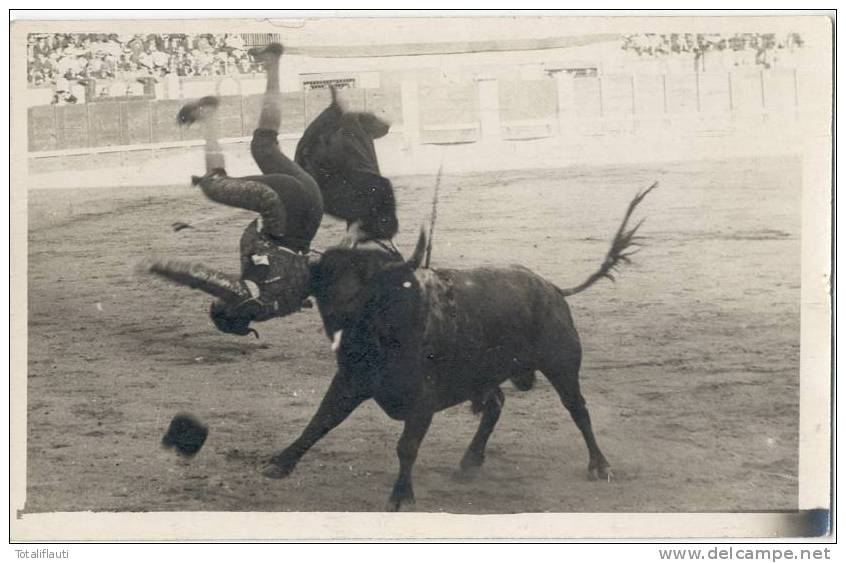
<box><xmin>621</xmin><ymin>33</ymin><xmax>805</xmax><ymax>69</ymax></box>
<box><xmin>27</xmin><ymin>33</ymin><xmax>261</xmax><ymax>87</ymax></box>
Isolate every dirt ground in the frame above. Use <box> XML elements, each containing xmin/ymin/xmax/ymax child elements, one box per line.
<box><xmin>25</xmin><ymin>156</ymin><xmax>800</xmax><ymax>513</ymax></box>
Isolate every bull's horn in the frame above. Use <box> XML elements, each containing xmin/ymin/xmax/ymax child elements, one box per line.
<box><xmin>307</xmin><ymin>253</ymin><xmax>322</xmax><ymax>267</ymax></box>
<box><xmin>138</xmin><ymin>257</ymin><xmax>252</xmax><ymax>302</ymax></box>
<box><xmin>406</xmin><ymin>227</ymin><xmax>427</xmax><ymax>270</ymax></box>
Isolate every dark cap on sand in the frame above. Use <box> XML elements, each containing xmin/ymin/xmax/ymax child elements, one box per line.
<box><xmin>162</xmin><ymin>413</ymin><xmax>208</xmax><ymax>457</ymax></box>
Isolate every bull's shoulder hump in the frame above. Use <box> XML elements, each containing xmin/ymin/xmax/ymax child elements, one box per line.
<box><xmin>416</xmin><ymin>265</ymin><xmax>552</xmax><ymax>286</ymax></box>
<box><xmin>413</xmin><ymin>268</ymin><xmax>449</xmax><ymax>298</ymax></box>
<box><xmin>418</xmin><ymin>266</ymin><xmax>557</xmax><ymax>297</ymax></box>
<box><xmin>424</xmin><ymin>264</ymin><xmax>534</xmax><ymax>275</ymax></box>
<box><xmin>445</xmin><ymin>264</ymin><xmax>544</xmax><ymax>282</ymax></box>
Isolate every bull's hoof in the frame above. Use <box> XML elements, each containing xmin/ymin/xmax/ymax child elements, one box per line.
<box><xmin>386</xmin><ymin>481</ymin><xmax>416</xmax><ymax>512</ymax></box>
<box><xmin>386</xmin><ymin>494</ymin><xmax>415</xmax><ymax>512</ymax></box>
<box><xmin>261</xmin><ymin>456</ymin><xmax>297</xmax><ymax>479</ymax></box>
<box><xmin>458</xmin><ymin>451</ymin><xmax>484</xmax><ymax>481</ymax></box>
<box><xmin>248</xmin><ymin>42</ymin><xmax>284</xmax><ymax>62</ymax></box>
<box><xmin>177</xmin><ymin>96</ymin><xmax>220</xmax><ymax>126</ymax></box>
<box><xmin>588</xmin><ymin>464</ymin><xmax>614</xmax><ymax>482</ymax></box>
<box><xmin>457</xmin><ymin>464</ymin><xmax>481</xmax><ymax>482</ymax></box>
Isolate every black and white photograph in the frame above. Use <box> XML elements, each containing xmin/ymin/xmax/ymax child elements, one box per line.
<box><xmin>9</xmin><ymin>11</ymin><xmax>833</xmax><ymax>541</ymax></box>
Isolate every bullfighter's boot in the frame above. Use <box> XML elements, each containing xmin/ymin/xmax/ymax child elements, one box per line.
<box><xmin>248</xmin><ymin>42</ymin><xmax>284</xmax><ymax>66</ymax></box>
<box><xmin>177</xmin><ymin>95</ymin><xmax>220</xmax><ymax>126</ymax></box>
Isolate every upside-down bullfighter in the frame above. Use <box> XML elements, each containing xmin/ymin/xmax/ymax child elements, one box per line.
<box><xmin>175</xmin><ymin>42</ymin><xmax>324</xmax><ymax>336</ymax></box>
<box><xmin>171</xmin><ymin>42</ymin><xmax>400</xmax><ymax>337</ymax></box>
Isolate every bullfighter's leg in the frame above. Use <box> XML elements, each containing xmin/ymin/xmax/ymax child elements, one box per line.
<box><xmin>387</xmin><ymin>409</ymin><xmax>433</xmax><ymax>511</ymax></box>
<box><xmin>249</xmin><ymin>43</ymin><xmax>318</xmax><ymax>191</ymax></box>
<box><xmin>262</xmin><ymin>369</ymin><xmax>370</xmax><ymax>479</ymax></box>
<box><xmin>459</xmin><ymin>387</ymin><xmax>504</xmax><ymax>479</ymax></box>
<box><xmin>255</xmin><ymin>42</ymin><xmax>283</xmax><ymax>132</ymax></box>
<box><xmin>542</xmin><ymin>370</ymin><xmax>613</xmax><ymax>481</ymax></box>
<box><xmin>191</xmin><ymin>173</ymin><xmax>288</xmax><ymax>237</ymax></box>
<box><xmin>177</xmin><ymin>96</ymin><xmax>225</xmax><ymax>172</ymax></box>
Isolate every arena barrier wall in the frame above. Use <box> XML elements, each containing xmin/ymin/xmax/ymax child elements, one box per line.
<box><xmin>26</xmin><ymin>68</ymin><xmax>818</xmax><ymax>188</ymax></box>
<box><xmin>29</xmin><ymin>69</ymin><xmax>804</xmax><ymax>151</ymax></box>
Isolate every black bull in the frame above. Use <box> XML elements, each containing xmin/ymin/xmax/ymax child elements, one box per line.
<box><xmin>143</xmin><ymin>183</ymin><xmax>656</xmax><ymax>510</ymax></box>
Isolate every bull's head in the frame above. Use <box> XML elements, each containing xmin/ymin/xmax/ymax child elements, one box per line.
<box><xmin>309</xmin><ymin>229</ymin><xmax>427</xmax><ymax>349</ymax></box>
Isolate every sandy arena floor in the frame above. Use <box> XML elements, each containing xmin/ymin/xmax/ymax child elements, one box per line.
<box><xmin>25</xmin><ymin>156</ymin><xmax>800</xmax><ymax>513</ymax></box>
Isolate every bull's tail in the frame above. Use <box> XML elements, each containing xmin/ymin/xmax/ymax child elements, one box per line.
<box><xmin>558</xmin><ymin>182</ymin><xmax>657</xmax><ymax>297</ymax></box>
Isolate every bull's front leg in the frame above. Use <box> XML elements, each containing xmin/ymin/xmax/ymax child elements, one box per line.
<box><xmin>263</xmin><ymin>369</ymin><xmax>370</xmax><ymax>479</ymax></box>
<box><xmin>387</xmin><ymin>408</ymin><xmax>433</xmax><ymax>511</ymax></box>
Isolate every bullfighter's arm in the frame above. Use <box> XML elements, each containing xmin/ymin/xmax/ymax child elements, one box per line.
<box><xmin>294</xmin><ymin>87</ymin><xmax>344</xmax><ymax>168</ymax></box>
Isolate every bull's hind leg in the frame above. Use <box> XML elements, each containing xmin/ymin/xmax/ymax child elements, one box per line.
<box><xmin>542</xmin><ymin>369</ymin><xmax>613</xmax><ymax>481</ymax></box>
<box><xmin>263</xmin><ymin>369</ymin><xmax>369</xmax><ymax>479</ymax></box>
<box><xmin>388</xmin><ymin>409</ymin><xmax>433</xmax><ymax>511</ymax></box>
<box><xmin>459</xmin><ymin>387</ymin><xmax>504</xmax><ymax>479</ymax></box>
